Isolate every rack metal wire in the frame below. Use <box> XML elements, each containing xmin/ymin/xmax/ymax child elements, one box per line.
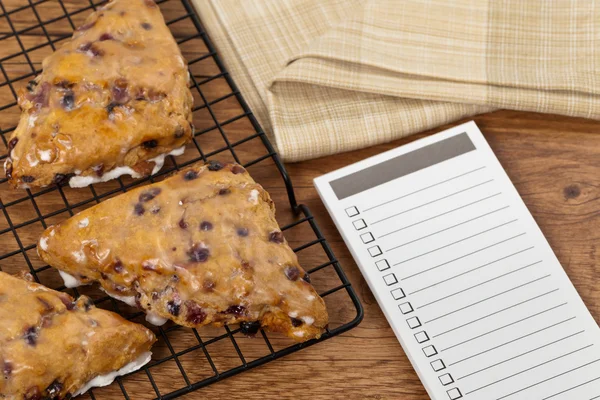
<box><xmin>0</xmin><ymin>0</ymin><xmax>363</xmax><ymax>398</ymax></box>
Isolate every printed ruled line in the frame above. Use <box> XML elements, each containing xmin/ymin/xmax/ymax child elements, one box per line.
<box><xmin>371</xmin><ymin>179</ymin><xmax>495</xmax><ymax>225</ymax></box>
<box><xmin>417</xmin><ymin>260</ymin><xmax>542</xmax><ymax>309</ymax></box>
<box><xmin>456</xmin><ymin>330</ymin><xmax>584</xmax><ymax>381</ymax></box>
<box><xmin>378</xmin><ymin>193</ymin><xmax>502</xmax><ymax>239</ymax></box>
<box><xmin>363</xmin><ymin>166</ymin><xmax>486</xmax><ymax>212</ymax></box>
<box><xmin>542</xmin><ymin>375</ymin><xmax>600</xmax><ymax>400</ymax></box>
<box><xmin>440</xmin><ymin>303</ymin><xmax>568</xmax><ymax>352</ymax></box>
<box><xmin>391</xmin><ymin>219</ymin><xmax>517</xmax><ymax>260</ymax></box>
<box><xmin>448</xmin><ymin>316</ymin><xmax>576</xmax><ymax>366</ymax></box>
<box><xmin>496</xmin><ymin>358</ymin><xmax>600</xmax><ymax>400</ymax></box>
<box><xmin>432</xmin><ymin>289</ymin><xmax>560</xmax><ymax>339</ymax></box>
<box><xmin>401</xmin><ymin>233</ymin><xmax>527</xmax><ymax>280</ymax></box>
<box><xmin>466</xmin><ymin>344</ymin><xmax>594</xmax><ymax>395</ymax></box>
<box><xmin>589</xmin><ymin>395</ymin><xmax>600</xmax><ymax>399</ymax></box>
<box><xmin>409</xmin><ymin>247</ymin><xmax>535</xmax><ymax>294</ymax></box>
<box><xmin>384</xmin><ymin>206</ymin><xmax>509</xmax><ymax>250</ymax></box>
<box><xmin>423</xmin><ymin>274</ymin><xmax>551</xmax><ymax>324</ymax></box>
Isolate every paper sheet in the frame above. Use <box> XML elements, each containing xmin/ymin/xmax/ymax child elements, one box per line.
<box><xmin>315</xmin><ymin>121</ymin><xmax>600</xmax><ymax>400</ymax></box>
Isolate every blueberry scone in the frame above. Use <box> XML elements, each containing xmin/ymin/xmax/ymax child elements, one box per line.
<box><xmin>0</xmin><ymin>271</ymin><xmax>156</xmax><ymax>399</ymax></box>
<box><xmin>37</xmin><ymin>161</ymin><xmax>329</xmax><ymax>341</ymax></box>
<box><xmin>4</xmin><ymin>0</ymin><xmax>193</xmax><ymax>189</ymax></box>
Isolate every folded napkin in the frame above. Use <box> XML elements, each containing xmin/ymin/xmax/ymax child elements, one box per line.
<box><xmin>194</xmin><ymin>0</ymin><xmax>599</xmax><ymax>162</ymax></box>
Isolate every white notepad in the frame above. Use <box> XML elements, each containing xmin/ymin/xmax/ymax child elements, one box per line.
<box><xmin>314</xmin><ymin>121</ymin><xmax>600</xmax><ymax>400</ymax></box>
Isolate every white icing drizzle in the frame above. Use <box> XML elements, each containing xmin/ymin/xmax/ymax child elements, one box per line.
<box><xmin>73</xmin><ymin>352</ymin><xmax>152</xmax><ymax>397</ymax></box>
<box><xmin>58</xmin><ymin>270</ymin><xmax>82</xmax><ymax>288</ymax></box>
<box><xmin>26</xmin><ymin>153</ymin><xmax>39</xmax><ymax>167</ymax></box>
<box><xmin>69</xmin><ymin>166</ymin><xmax>142</xmax><ymax>188</ymax></box>
<box><xmin>301</xmin><ymin>316</ymin><xmax>315</xmax><ymax>326</ymax></box>
<box><xmin>57</xmin><ymin>135</ymin><xmax>72</xmax><ymax>149</ymax></box>
<box><xmin>100</xmin><ymin>290</ymin><xmax>168</xmax><ymax>326</ymax></box>
<box><xmin>96</xmin><ymin>248</ymin><xmax>111</xmax><ymax>264</ymax></box>
<box><xmin>100</xmin><ymin>288</ymin><xmax>137</xmax><ymax>307</ymax></box>
<box><xmin>306</xmin><ymin>295</ymin><xmax>316</xmax><ymax>301</ymax></box>
<box><xmin>38</xmin><ymin>237</ymin><xmax>48</xmax><ymax>251</ymax></box>
<box><xmin>71</xmin><ymin>250</ymin><xmax>87</xmax><ymax>263</ymax></box>
<box><xmin>38</xmin><ymin>149</ymin><xmax>52</xmax><ymax>162</ymax></box>
<box><xmin>145</xmin><ymin>312</ymin><xmax>168</xmax><ymax>326</ymax></box>
<box><xmin>293</xmin><ymin>331</ymin><xmax>305</xmax><ymax>337</ymax></box>
<box><xmin>148</xmin><ymin>146</ymin><xmax>186</xmax><ymax>175</ymax></box>
<box><xmin>248</xmin><ymin>189</ymin><xmax>259</xmax><ymax>204</ymax></box>
<box><xmin>28</xmin><ymin>115</ymin><xmax>37</xmax><ymax>128</ymax></box>
<box><xmin>27</xmin><ymin>283</ymin><xmax>49</xmax><ymax>292</ymax></box>
<box><xmin>68</xmin><ymin>146</ymin><xmax>186</xmax><ymax>188</ymax></box>
<box><xmin>78</xmin><ymin>217</ymin><xmax>89</xmax><ymax>228</ymax></box>
<box><xmin>288</xmin><ymin>311</ymin><xmax>298</xmax><ymax>318</ymax></box>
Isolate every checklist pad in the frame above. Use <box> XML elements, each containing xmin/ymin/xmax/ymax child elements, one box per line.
<box><xmin>314</xmin><ymin>121</ymin><xmax>600</xmax><ymax>400</ymax></box>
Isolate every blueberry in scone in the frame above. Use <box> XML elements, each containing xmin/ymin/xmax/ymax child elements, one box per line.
<box><xmin>4</xmin><ymin>0</ymin><xmax>193</xmax><ymax>189</ymax></box>
<box><xmin>37</xmin><ymin>162</ymin><xmax>329</xmax><ymax>341</ymax></box>
<box><xmin>0</xmin><ymin>271</ymin><xmax>156</xmax><ymax>399</ymax></box>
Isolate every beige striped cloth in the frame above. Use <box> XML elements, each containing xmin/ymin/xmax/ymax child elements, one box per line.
<box><xmin>193</xmin><ymin>0</ymin><xmax>599</xmax><ymax>162</ymax></box>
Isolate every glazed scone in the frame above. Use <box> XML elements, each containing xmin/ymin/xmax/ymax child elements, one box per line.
<box><xmin>37</xmin><ymin>161</ymin><xmax>329</xmax><ymax>341</ymax></box>
<box><xmin>0</xmin><ymin>271</ymin><xmax>156</xmax><ymax>399</ymax></box>
<box><xmin>4</xmin><ymin>0</ymin><xmax>193</xmax><ymax>189</ymax></box>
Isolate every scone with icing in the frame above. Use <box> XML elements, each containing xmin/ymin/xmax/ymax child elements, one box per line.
<box><xmin>37</xmin><ymin>161</ymin><xmax>329</xmax><ymax>341</ymax></box>
<box><xmin>0</xmin><ymin>271</ymin><xmax>156</xmax><ymax>399</ymax></box>
<box><xmin>4</xmin><ymin>0</ymin><xmax>193</xmax><ymax>189</ymax></box>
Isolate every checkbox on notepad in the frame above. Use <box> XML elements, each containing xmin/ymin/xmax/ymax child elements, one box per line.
<box><xmin>391</xmin><ymin>287</ymin><xmax>405</xmax><ymax>300</ymax></box>
<box><xmin>383</xmin><ymin>273</ymin><xmax>398</xmax><ymax>286</ymax></box>
<box><xmin>422</xmin><ymin>345</ymin><xmax>438</xmax><ymax>357</ymax></box>
<box><xmin>447</xmin><ymin>388</ymin><xmax>462</xmax><ymax>399</ymax></box>
<box><xmin>398</xmin><ymin>302</ymin><xmax>413</xmax><ymax>314</ymax></box>
<box><xmin>345</xmin><ymin>206</ymin><xmax>359</xmax><ymax>217</ymax></box>
<box><xmin>431</xmin><ymin>359</ymin><xmax>446</xmax><ymax>372</ymax></box>
<box><xmin>376</xmin><ymin>259</ymin><xmax>390</xmax><ymax>272</ymax></box>
<box><xmin>406</xmin><ymin>317</ymin><xmax>421</xmax><ymax>329</ymax></box>
<box><xmin>353</xmin><ymin>219</ymin><xmax>367</xmax><ymax>230</ymax></box>
<box><xmin>360</xmin><ymin>232</ymin><xmax>375</xmax><ymax>244</ymax></box>
<box><xmin>368</xmin><ymin>246</ymin><xmax>382</xmax><ymax>257</ymax></box>
<box><xmin>414</xmin><ymin>331</ymin><xmax>429</xmax><ymax>344</ymax></box>
<box><xmin>439</xmin><ymin>374</ymin><xmax>454</xmax><ymax>386</ymax></box>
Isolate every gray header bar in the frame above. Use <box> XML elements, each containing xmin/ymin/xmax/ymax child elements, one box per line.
<box><xmin>330</xmin><ymin>133</ymin><xmax>476</xmax><ymax>200</ymax></box>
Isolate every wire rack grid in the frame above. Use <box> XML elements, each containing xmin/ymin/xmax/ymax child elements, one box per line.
<box><xmin>0</xmin><ymin>0</ymin><xmax>363</xmax><ymax>398</ymax></box>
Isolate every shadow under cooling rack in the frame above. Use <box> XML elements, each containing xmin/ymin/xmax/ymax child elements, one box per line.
<box><xmin>0</xmin><ymin>0</ymin><xmax>363</xmax><ymax>399</ymax></box>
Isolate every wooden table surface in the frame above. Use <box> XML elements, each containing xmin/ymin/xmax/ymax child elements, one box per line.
<box><xmin>2</xmin><ymin>1</ymin><xmax>600</xmax><ymax>399</ymax></box>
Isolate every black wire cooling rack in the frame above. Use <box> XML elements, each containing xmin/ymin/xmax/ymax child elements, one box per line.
<box><xmin>0</xmin><ymin>0</ymin><xmax>363</xmax><ymax>398</ymax></box>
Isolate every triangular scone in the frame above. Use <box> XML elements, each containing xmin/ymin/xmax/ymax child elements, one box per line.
<box><xmin>37</xmin><ymin>161</ymin><xmax>329</xmax><ymax>341</ymax></box>
<box><xmin>4</xmin><ymin>0</ymin><xmax>193</xmax><ymax>189</ymax></box>
<box><xmin>0</xmin><ymin>271</ymin><xmax>156</xmax><ymax>399</ymax></box>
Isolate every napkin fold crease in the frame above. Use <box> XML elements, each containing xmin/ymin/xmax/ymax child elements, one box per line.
<box><xmin>193</xmin><ymin>0</ymin><xmax>599</xmax><ymax>162</ymax></box>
